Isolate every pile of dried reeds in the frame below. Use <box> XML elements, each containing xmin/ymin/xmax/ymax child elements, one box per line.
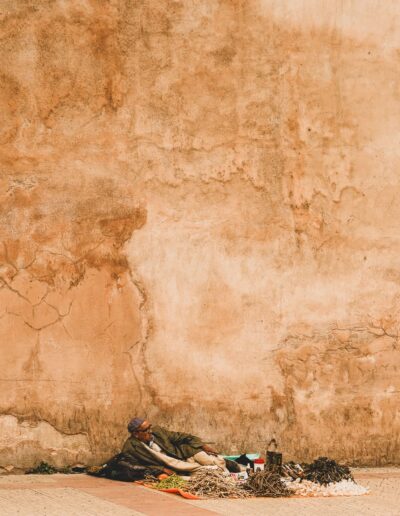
<box><xmin>186</xmin><ymin>469</ymin><xmax>250</xmax><ymax>499</ymax></box>
<box><xmin>244</xmin><ymin>470</ymin><xmax>291</xmax><ymax>498</ymax></box>
<box><xmin>303</xmin><ymin>457</ymin><xmax>354</xmax><ymax>485</ymax></box>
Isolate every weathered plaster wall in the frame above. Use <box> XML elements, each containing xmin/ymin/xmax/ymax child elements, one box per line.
<box><xmin>0</xmin><ymin>0</ymin><xmax>399</xmax><ymax>469</ymax></box>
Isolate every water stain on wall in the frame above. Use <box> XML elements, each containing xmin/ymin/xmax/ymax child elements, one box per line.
<box><xmin>0</xmin><ymin>0</ymin><xmax>399</xmax><ymax>466</ymax></box>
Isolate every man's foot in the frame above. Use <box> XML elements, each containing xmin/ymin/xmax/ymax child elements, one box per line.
<box><xmin>224</xmin><ymin>459</ymin><xmax>241</xmax><ymax>473</ymax></box>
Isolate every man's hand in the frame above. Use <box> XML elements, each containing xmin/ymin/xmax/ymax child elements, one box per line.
<box><xmin>202</xmin><ymin>444</ymin><xmax>219</xmax><ymax>456</ymax></box>
<box><xmin>162</xmin><ymin>468</ymin><xmax>174</xmax><ymax>476</ymax></box>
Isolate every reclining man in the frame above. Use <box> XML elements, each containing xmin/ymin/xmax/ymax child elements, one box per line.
<box><xmin>122</xmin><ymin>417</ymin><xmax>238</xmax><ymax>475</ymax></box>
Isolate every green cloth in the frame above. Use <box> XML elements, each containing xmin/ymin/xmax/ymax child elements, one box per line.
<box><xmin>121</xmin><ymin>425</ymin><xmax>205</xmax><ymax>472</ymax></box>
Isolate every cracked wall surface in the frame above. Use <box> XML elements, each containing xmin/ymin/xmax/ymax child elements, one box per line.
<box><xmin>0</xmin><ymin>0</ymin><xmax>399</xmax><ymax>468</ymax></box>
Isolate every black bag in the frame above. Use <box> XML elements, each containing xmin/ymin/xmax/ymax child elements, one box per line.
<box><xmin>234</xmin><ymin>454</ymin><xmax>255</xmax><ymax>468</ymax></box>
<box><xmin>87</xmin><ymin>453</ymin><xmax>161</xmax><ymax>482</ymax></box>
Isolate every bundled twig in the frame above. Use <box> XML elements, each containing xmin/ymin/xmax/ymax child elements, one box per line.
<box><xmin>303</xmin><ymin>457</ymin><xmax>354</xmax><ymax>486</ymax></box>
<box><xmin>281</xmin><ymin>461</ymin><xmax>305</xmax><ymax>480</ymax></box>
<box><xmin>282</xmin><ymin>457</ymin><xmax>354</xmax><ymax>485</ymax></box>
<box><xmin>244</xmin><ymin>470</ymin><xmax>291</xmax><ymax>498</ymax></box>
<box><xmin>186</xmin><ymin>469</ymin><xmax>250</xmax><ymax>498</ymax></box>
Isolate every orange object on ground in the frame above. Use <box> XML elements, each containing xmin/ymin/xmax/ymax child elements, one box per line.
<box><xmin>135</xmin><ymin>481</ymin><xmax>201</xmax><ymax>500</ymax></box>
<box><xmin>158</xmin><ymin>488</ymin><xmax>200</xmax><ymax>499</ymax></box>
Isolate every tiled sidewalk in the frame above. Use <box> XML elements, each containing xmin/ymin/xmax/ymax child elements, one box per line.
<box><xmin>0</xmin><ymin>468</ymin><xmax>399</xmax><ymax>515</ymax></box>
<box><xmin>0</xmin><ymin>475</ymin><xmax>216</xmax><ymax>516</ymax></box>
<box><xmin>188</xmin><ymin>468</ymin><xmax>400</xmax><ymax>516</ymax></box>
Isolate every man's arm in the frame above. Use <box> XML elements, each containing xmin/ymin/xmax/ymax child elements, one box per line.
<box><xmin>160</xmin><ymin>427</ymin><xmax>219</xmax><ymax>455</ymax></box>
<box><xmin>122</xmin><ymin>439</ymin><xmax>166</xmax><ymax>474</ymax></box>
<box><xmin>160</xmin><ymin>428</ymin><xmax>205</xmax><ymax>449</ymax></box>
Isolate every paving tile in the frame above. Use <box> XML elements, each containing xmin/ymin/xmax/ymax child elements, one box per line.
<box><xmin>0</xmin><ymin>487</ymin><xmax>143</xmax><ymax>516</ymax></box>
<box><xmin>81</xmin><ymin>484</ymin><xmax>217</xmax><ymax>516</ymax></box>
<box><xmin>0</xmin><ymin>470</ymin><xmax>399</xmax><ymax>516</ymax></box>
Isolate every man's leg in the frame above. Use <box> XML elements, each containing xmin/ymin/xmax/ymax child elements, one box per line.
<box><xmin>187</xmin><ymin>451</ymin><xmax>227</xmax><ymax>471</ymax></box>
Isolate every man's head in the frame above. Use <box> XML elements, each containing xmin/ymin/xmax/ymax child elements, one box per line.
<box><xmin>128</xmin><ymin>417</ymin><xmax>153</xmax><ymax>443</ymax></box>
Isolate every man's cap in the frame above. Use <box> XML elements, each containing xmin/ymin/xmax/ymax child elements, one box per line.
<box><xmin>127</xmin><ymin>417</ymin><xmax>145</xmax><ymax>433</ymax></box>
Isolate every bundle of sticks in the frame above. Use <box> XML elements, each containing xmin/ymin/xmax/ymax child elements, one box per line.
<box><xmin>282</xmin><ymin>457</ymin><xmax>354</xmax><ymax>485</ymax></box>
<box><xmin>281</xmin><ymin>461</ymin><xmax>305</xmax><ymax>480</ymax></box>
<box><xmin>244</xmin><ymin>470</ymin><xmax>291</xmax><ymax>498</ymax></box>
<box><xmin>186</xmin><ymin>469</ymin><xmax>290</xmax><ymax>499</ymax></box>
<box><xmin>302</xmin><ymin>457</ymin><xmax>354</xmax><ymax>485</ymax></box>
<box><xmin>186</xmin><ymin>469</ymin><xmax>250</xmax><ymax>498</ymax></box>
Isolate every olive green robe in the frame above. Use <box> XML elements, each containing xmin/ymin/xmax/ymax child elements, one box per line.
<box><xmin>121</xmin><ymin>425</ymin><xmax>205</xmax><ymax>472</ymax></box>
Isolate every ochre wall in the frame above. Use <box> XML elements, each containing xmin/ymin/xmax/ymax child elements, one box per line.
<box><xmin>1</xmin><ymin>0</ymin><xmax>399</xmax><ymax>469</ymax></box>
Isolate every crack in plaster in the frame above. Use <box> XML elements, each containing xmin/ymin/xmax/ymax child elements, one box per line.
<box><xmin>124</xmin><ymin>266</ymin><xmax>156</xmax><ymax>411</ymax></box>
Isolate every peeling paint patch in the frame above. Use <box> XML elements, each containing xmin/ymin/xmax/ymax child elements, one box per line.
<box><xmin>0</xmin><ymin>415</ymin><xmax>88</xmax><ymax>450</ymax></box>
<box><xmin>0</xmin><ymin>415</ymin><xmax>90</xmax><ymax>468</ymax></box>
